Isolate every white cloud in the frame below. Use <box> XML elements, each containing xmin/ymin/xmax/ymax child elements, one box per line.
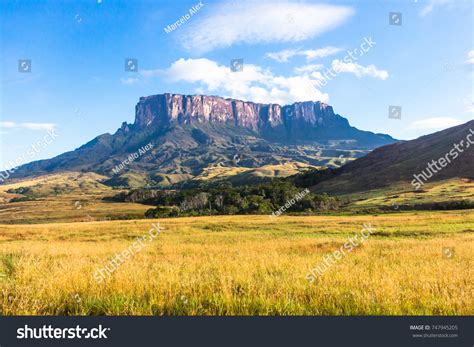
<box><xmin>0</xmin><ymin>121</ymin><xmax>56</xmax><ymax>131</ymax></box>
<box><xmin>161</xmin><ymin>58</ymin><xmax>329</xmax><ymax>104</ymax></box>
<box><xmin>0</xmin><ymin>121</ymin><xmax>16</xmax><ymax>128</ymax></box>
<box><xmin>303</xmin><ymin>47</ymin><xmax>343</xmax><ymax>60</ymax></box>
<box><xmin>407</xmin><ymin>117</ymin><xmax>463</xmax><ymax>130</ymax></box>
<box><xmin>294</xmin><ymin>64</ymin><xmax>325</xmax><ymax>74</ymax></box>
<box><xmin>419</xmin><ymin>0</ymin><xmax>456</xmax><ymax>17</ymax></box>
<box><xmin>331</xmin><ymin>60</ymin><xmax>389</xmax><ymax>80</ymax></box>
<box><xmin>120</xmin><ymin>77</ymin><xmax>140</xmax><ymax>85</ymax></box>
<box><xmin>266</xmin><ymin>46</ymin><xmax>342</xmax><ymax>62</ymax></box>
<box><xmin>180</xmin><ymin>2</ymin><xmax>354</xmax><ymax>53</ymax></box>
<box><xmin>21</xmin><ymin>123</ymin><xmax>57</xmax><ymax>131</ymax></box>
<box><xmin>135</xmin><ymin>57</ymin><xmax>389</xmax><ymax>103</ymax></box>
<box><xmin>466</xmin><ymin>50</ymin><xmax>474</xmax><ymax>65</ymax></box>
<box><xmin>266</xmin><ymin>49</ymin><xmax>300</xmax><ymax>63</ymax></box>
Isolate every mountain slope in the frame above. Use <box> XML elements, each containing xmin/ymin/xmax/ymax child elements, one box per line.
<box><xmin>311</xmin><ymin>120</ymin><xmax>474</xmax><ymax>194</ymax></box>
<box><xmin>8</xmin><ymin>93</ymin><xmax>397</xmax><ymax>185</ymax></box>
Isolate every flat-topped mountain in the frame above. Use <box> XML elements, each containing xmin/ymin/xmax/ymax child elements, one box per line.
<box><xmin>7</xmin><ymin>93</ymin><xmax>397</xmax><ymax>186</ymax></box>
<box><xmin>132</xmin><ymin>93</ymin><xmax>394</xmax><ymax>144</ymax></box>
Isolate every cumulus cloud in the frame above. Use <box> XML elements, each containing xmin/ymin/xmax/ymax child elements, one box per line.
<box><xmin>137</xmin><ymin>56</ymin><xmax>389</xmax><ymax>103</ymax></box>
<box><xmin>179</xmin><ymin>2</ymin><xmax>354</xmax><ymax>53</ymax></box>
<box><xmin>407</xmin><ymin>117</ymin><xmax>463</xmax><ymax>130</ymax></box>
<box><xmin>330</xmin><ymin>60</ymin><xmax>389</xmax><ymax>80</ymax></box>
<box><xmin>160</xmin><ymin>58</ymin><xmax>329</xmax><ymax>104</ymax></box>
<box><xmin>266</xmin><ymin>46</ymin><xmax>342</xmax><ymax>62</ymax></box>
<box><xmin>0</xmin><ymin>122</ymin><xmax>56</xmax><ymax>131</ymax></box>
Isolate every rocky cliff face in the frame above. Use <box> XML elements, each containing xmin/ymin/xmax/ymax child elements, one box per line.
<box><xmin>133</xmin><ymin>93</ymin><xmax>350</xmax><ymax>140</ymax></box>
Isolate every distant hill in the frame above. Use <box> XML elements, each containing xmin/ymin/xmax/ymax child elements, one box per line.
<box><xmin>7</xmin><ymin>93</ymin><xmax>396</xmax><ymax>186</ymax></box>
<box><xmin>311</xmin><ymin>120</ymin><xmax>474</xmax><ymax>194</ymax></box>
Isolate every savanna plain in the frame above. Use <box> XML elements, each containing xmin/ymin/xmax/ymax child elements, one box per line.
<box><xmin>1</xmin><ymin>192</ymin><xmax>472</xmax><ymax>315</ymax></box>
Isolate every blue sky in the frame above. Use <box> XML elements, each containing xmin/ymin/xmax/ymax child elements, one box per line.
<box><xmin>1</xmin><ymin>0</ymin><xmax>473</xmax><ymax>170</ymax></box>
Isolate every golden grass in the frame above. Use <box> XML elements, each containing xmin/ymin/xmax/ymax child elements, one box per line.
<box><xmin>348</xmin><ymin>178</ymin><xmax>474</xmax><ymax>208</ymax></box>
<box><xmin>0</xmin><ymin>172</ymin><xmax>109</xmax><ymax>201</ymax></box>
<box><xmin>0</xmin><ymin>198</ymin><xmax>151</xmax><ymax>224</ymax></box>
<box><xmin>0</xmin><ymin>172</ymin><xmax>151</xmax><ymax>224</ymax></box>
<box><xmin>0</xmin><ymin>211</ymin><xmax>473</xmax><ymax>315</ymax></box>
<box><xmin>193</xmin><ymin>162</ymin><xmax>318</xmax><ymax>181</ymax></box>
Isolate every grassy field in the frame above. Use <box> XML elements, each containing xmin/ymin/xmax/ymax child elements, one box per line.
<box><xmin>1</xmin><ymin>212</ymin><xmax>473</xmax><ymax>315</ymax></box>
<box><xmin>0</xmin><ymin>172</ymin><xmax>151</xmax><ymax>224</ymax></box>
<box><xmin>343</xmin><ymin>178</ymin><xmax>474</xmax><ymax>209</ymax></box>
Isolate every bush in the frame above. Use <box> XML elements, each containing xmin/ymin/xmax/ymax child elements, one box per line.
<box><xmin>145</xmin><ymin>206</ymin><xmax>181</xmax><ymax>218</ymax></box>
